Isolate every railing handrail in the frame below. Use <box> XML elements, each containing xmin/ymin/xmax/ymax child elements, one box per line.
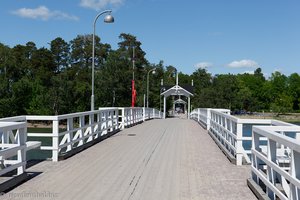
<box><xmin>251</xmin><ymin>125</ymin><xmax>300</xmax><ymax>199</ymax></box>
<box><xmin>29</xmin><ymin>109</ymin><xmax>119</xmax><ymax>121</ymax></box>
<box><xmin>0</xmin><ymin>121</ymin><xmax>26</xmax><ymax>130</ymax></box>
<box><xmin>0</xmin><ymin>116</ymin><xmax>27</xmax><ymax>122</ymax></box>
<box><xmin>253</xmin><ymin>126</ymin><xmax>300</xmax><ymax>152</ymax></box>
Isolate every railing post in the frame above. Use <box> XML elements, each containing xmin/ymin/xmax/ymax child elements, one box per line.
<box><xmin>120</xmin><ymin>108</ymin><xmax>125</xmax><ymax>130</ymax></box>
<box><xmin>147</xmin><ymin>108</ymin><xmax>150</xmax><ymax>120</ymax></box>
<box><xmin>236</xmin><ymin>122</ymin><xmax>243</xmax><ymax>165</ymax></box>
<box><xmin>139</xmin><ymin>108</ymin><xmax>142</xmax><ymax>122</ymax></box>
<box><xmin>99</xmin><ymin>111</ymin><xmax>104</xmax><ymax>136</ymax></box>
<box><xmin>252</xmin><ymin>130</ymin><xmax>259</xmax><ymax>183</ymax></box>
<box><xmin>52</xmin><ymin>119</ymin><xmax>59</xmax><ymax>162</ymax></box>
<box><xmin>266</xmin><ymin>138</ymin><xmax>276</xmax><ymax>199</ymax></box>
<box><xmin>153</xmin><ymin>108</ymin><xmax>155</xmax><ymax>119</ymax></box>
<box><xmin>17</xmin><ymin>126</ymin><xmax>26</xmax><ymax>175</ymax></box>
<box><xmin>88</xmin><ymin>113</ymin><xmax>94</xmax><ymax>142</ymax></box>
<box><xmin>130</xmin><ymin>108</ymin><xmax>133</xmax><ymax>125</ymax></box>
<box><xmin>290</xmin><ymin>149</ymin><xmax>300</xmax><ymax>199</ymax></box>
<box><xmin>78</xmin><ymin>116</ymin><xmax>84</xmax><ymax>146</ymax></box>
<box><xmin>188</xmin><ymin>97</ymin><xmax>191</xmax><ymax>119</ymax></box>
<box><xmin>163</xmin><ymin>96</ymin><xmax>166</xmax><ymax>119</ymax></box>
<box><xmin>114</xmin><ymin>108</ymin><xmax>119</xmax><ymax>131</ymax></box>
<box><xmin>207</xmin><ymin>109</ymin><xmax>211</xmax><ymax>131</ymax></box>
<box><xmin>96</xmin><ymin>112</ymin><xmax>101</xmax><ymax>138</ymax></box>
<box><xmin>67</xmin><ymin>118</ymin><xmax>73</xmax><ymax>152</ymax></box>
<box><xmin>105</xmin><ymin>111</ymin><xmax>109</xmax><ymax>134</ymax></box>
<box><xmin>110</xmin><ymin>110</ymin><xmax>113</xmax><ymax>131</ymax></box>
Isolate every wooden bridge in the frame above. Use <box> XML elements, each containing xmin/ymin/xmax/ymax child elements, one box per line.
<box><xmin>0</xmin><ymin>118</ymin><xmax>256</xmax><ymax>200</ymax></box>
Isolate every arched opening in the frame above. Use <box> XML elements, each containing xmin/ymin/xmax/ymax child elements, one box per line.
<box><xmin>161</xmin><ymin>74</ymin><xmax>193</xmax><ymax>119</ymax></box>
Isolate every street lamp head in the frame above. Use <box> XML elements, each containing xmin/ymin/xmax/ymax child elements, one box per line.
<box><xmin>104</xmin><ymin>14</ymin><xmax>114</xmax><ymax>23</ymax></box>
<box><xmin>152</xmin><ymin>70</ymin><xmax>156</xmax><ymax>75</ymax></box>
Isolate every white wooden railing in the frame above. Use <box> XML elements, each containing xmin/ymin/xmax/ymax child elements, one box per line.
<box><xmin>190</xmin><ymin>108</ymin><xmax>230</xmax><ymax>130</ymax></box>
<box><xmin>251</xmin><ymin>125</ymin><xmax>300</xmax><ymax>200</ymax></box>
<box><xmin>0</xmin><ymin>107</ymin><xmax>162</xmax><ymax>162</ymax></box>
<box><xmin>143</xmin><ymin>108</ymin><xmax>162</xmax><ymax>121</ymax></box>
<box><xmin>118</xmin><ymin>107</ymin><xmax>162</xmax><ymax>129</ymax></box>
<box><xmin>0</xmin><ymin>122</ymin><xmax>27</xmax><ymax>176</ymax></box>
<box><xmin>191</xmin><ymin>108</ymin><xmax>295</xmax><ymax>165</ymax></box>
<box><xmin>0</xmin><ymin>109</ymin><xmax>119</xmax><ymax>162</ymax></box>
<box><xmin>119</xmin><ymin>107</ymin><xmax>143</xmax><ymax>129</ymax></box>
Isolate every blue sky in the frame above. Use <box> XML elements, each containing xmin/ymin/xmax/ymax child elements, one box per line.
<box><xmin>1</xmin><ymin>0</ymin><xmax>300</xmax><ymax>77</ymax></box>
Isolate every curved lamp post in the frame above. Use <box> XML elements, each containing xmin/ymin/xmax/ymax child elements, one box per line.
<box><xmin>91</xmin><ymin>10</ymin><xmax>114</xmax><ymax>111</ymax></box>
<box><xmin>147</xmin><ymin>68</ymin><xmax>157</xmax><ymax>108</ymax></box>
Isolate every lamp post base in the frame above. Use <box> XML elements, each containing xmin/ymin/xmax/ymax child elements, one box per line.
<box><xmin>91</xmin><ymin>95</ymin><xmax>95</xmax><ymax>111</ymax></box>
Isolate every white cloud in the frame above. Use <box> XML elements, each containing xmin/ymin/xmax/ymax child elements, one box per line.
<box><xmin>80</xmin><ymin>0</ymin><xmax>124</xmax><ymax>10</ymax></box>
<box><xmin>227</xmin><ymin>59</ymin><xmax>259</xmax><ymax>68</ymax></box>
<box><xmin>194</xmin><ymin>62</ymin><xmax>213</xmax><ymax>69</ymax></box>
<box><xmin>12</xmin><ymin>6</ymin><xmax>79</xmax><ymax>21</ymax></box>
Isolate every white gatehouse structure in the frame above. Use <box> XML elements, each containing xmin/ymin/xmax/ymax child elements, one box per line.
<box><xmin>161</xmin><ymin>73</ymin><xmax>193</xmax><ymax>119</ymax></box>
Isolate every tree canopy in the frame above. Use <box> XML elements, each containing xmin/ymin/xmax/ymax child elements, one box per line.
<box><xmin>0</xmin><ymin>34</ymin><xmax>299</xmax><ymax>117</ymax></box>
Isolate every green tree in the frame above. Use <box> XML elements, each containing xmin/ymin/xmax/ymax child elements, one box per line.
<box><xmin>236</xmin><ymin>68</ymin><xmax>266</xmax><ymax>111</ymax></box>
<box><xmin>70</xmin><ymin>35</ymin><xmax>93</xmax><ymax>68</ymax></box>
<box><xmin>287</xmin><ymin>73</ymin><xmax>300</xmax><ymax>110</ymax></box>
<box><xmin>31</xmin><ymin>47</ymin><xmax>55</xmax><ymax>84</ymax></box>
<box><xmin>212</xmin><ymin>74</ymin><xmax>239</xmax><ymax>110</ymax></box>
<box><xmin>50</xmin><ymin>37</ymin><xmax>70</xmax><ymax>72</ymax></box>
<box><xmin>0</xmin><ymin>43</ymin><xmax>14</xmax><ymax>117</ymax></box>
<box><xmin>95</xmin><ymin>50</ymin><xmax>132</xmax><ymax>107</ymax></box>
<box><xmin>11</xmin><ymin>77</ymin><xmax>33</xmax><ymax>115</ymax></box>
<box><xmin>270</xmin><ymin>93</ymin><xmax>293</xmax><ymax>115</ymax></box>
<box><xmin>190</xmin><ymin>68</ymin><xmax>212</xmax><ymax>108</ymax></box>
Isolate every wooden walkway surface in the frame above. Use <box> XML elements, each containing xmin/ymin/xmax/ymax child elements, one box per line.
<box><xmin>0</xmin><ymin>118</ymin><xmax>256</xmax><ymax>200</ymax></box>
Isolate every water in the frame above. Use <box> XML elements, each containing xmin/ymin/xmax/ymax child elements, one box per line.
<box><xmin>242</xmin><ymin>124</ymin><xmax>269</xmax><ymax>151</ymax></box>
<box><xmin>242</xmin><ymin>122</ymin><xmax>300</xmax><ymax>152</ymax></box>
<box><xmin>27</xmin><ymin>128</ymin><xmax>53</xmax><ymax>160</ymax></box>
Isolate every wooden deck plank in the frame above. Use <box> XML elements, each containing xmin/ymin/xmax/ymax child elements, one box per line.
<box><xmin>0</xmin><ymin>118</ymin><xmax>256</xmax><ymax>200</ymax></box>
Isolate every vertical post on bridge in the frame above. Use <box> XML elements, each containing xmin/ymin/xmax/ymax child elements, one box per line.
<box><xmin>52</xmin><ymin>119</ymin><xmax>59</xmax><ymax>162</ymax></box>
<box><xmin>120</xmin><ymin>108</ymin><xmax>125</xmax><ymax>130</ymax></box>
<box><xmin>207</xmin><ymin>109</ymin><xmax>211</xmax><ymax>130</ymax></box>
<box><xmin>17</xmin><ymin>125</ymin><xmax>26</xmax><ymax>175</ymax></box>
<box><xmin>236</xmin><ymin>123</ymin><xmax>243</xmax><ymax>165</ymax></box>
<box><xmin>163</xmin><ymin>95</ymin><xmax>166</xmax><ymax>119</ymax></box>
<box><xmin>188</xmin><ymin>96</ymin><xmax>191</xmax><ymax>119</ymax></box>
<box><xmin>153</xmin><ymin>108</ymin><xmax>155</xmax><ymax>119</ymax></box>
